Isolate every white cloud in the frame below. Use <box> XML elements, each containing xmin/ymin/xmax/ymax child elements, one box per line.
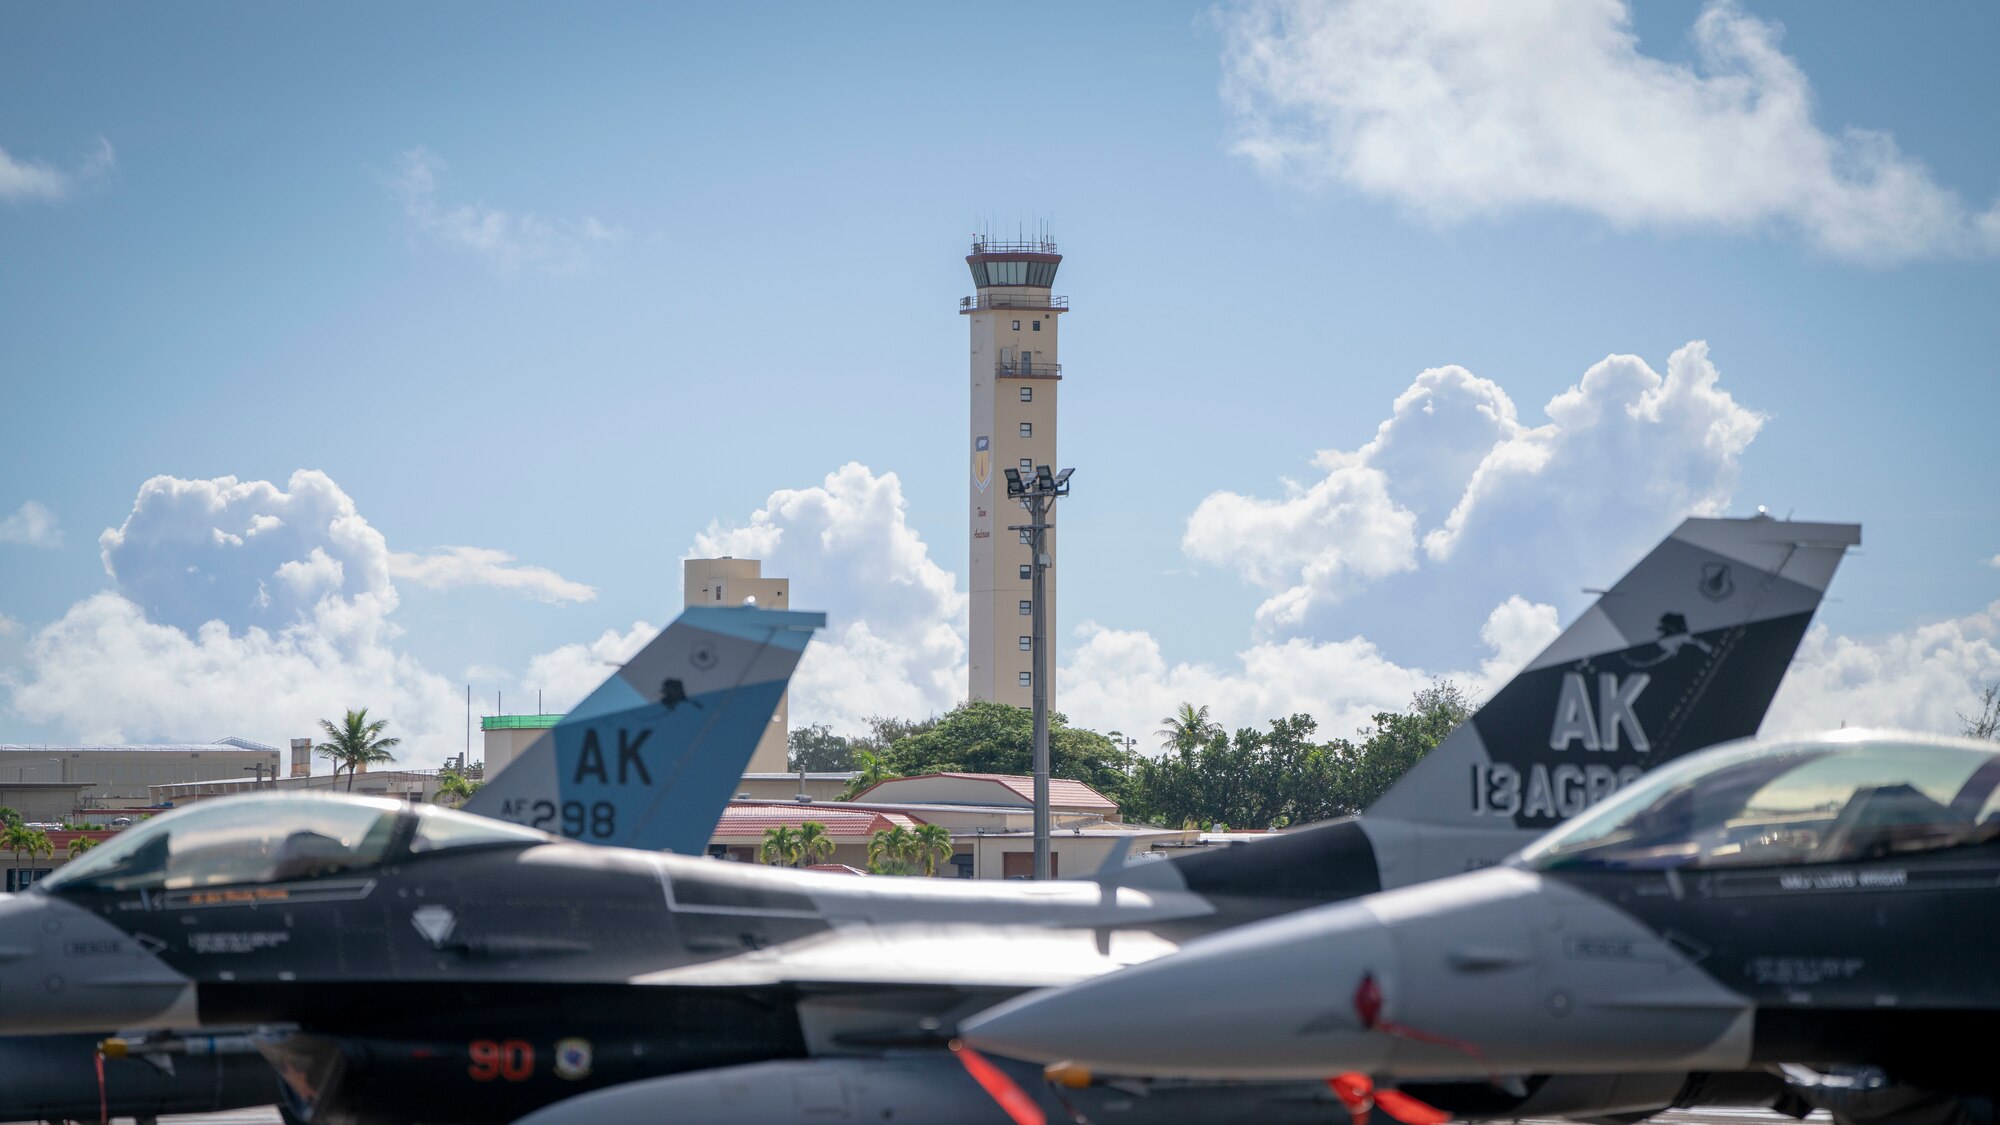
<box><xmin>522</xmin><ymin>621</ymin><xmax>656</xmax><ymax>715</ymax></box>
<box><xmin>0</xmin><ymin>614</ymin><xmax>19</xmax><ymax>638</ymax></box>
<box><xmin>387</xmin><ymin>147</ymin><xmax>623</xmax><ymax>275</ymax></box>
<box><xmin>1766</xmin><ymin>604</ymin><xmax>2000</xmax><ymax>736</ymax></box>
<box><xmin>390</xmin><ymin>547</ymin><xmax>597</xmax><ymax>605</ymax></box>
<box><xmin>1988</xmin><ymin>555</ymin><xmax>2000</xmax><ymax>570</ymax></box>
<box><xmin>1058</xmin><ymin>595</ymin><xmax>1559</xmax><ymax>746</ymax></box>
<box><xmin>0</xmin><ymin>138</ymin><xmax>114</xmax><ymax>203</ymax></box>
<box><xmin>0</xmin><ymin>501</ymin><xmax>63</xmax><ymax>548</ymax></box>
<box><xmin>1186</xmin><ymin>341</ymin><xmax>1761</xmax><ymax>638</ymax></box>
<box><xmin>692</xmin><ymin>463</ymin><xmax>968</xmax><ymax>735</ymax></box>
<box><xmin>1220</xmin><ymin>0</ymin><xmax>2000</xmax><ymax>261</ymax></box>
<box><xmin>6</xmin><ymin>471</ymin><xmax>590</xmax><ymax>755</ymax></box>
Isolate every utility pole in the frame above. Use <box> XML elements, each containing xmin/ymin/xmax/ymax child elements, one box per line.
<box><xmin>1006</xmin><ymin>463</ymin><xmax>1073</xmax><ymax>880</ymax></box>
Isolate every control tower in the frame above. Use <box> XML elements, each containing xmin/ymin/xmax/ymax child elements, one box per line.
<box><xmin>963</xmin><ymin>234</ymin><xmax>1066</xmax><ymax>708</ymax></box>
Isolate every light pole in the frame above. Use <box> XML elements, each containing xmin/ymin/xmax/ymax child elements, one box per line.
<box><xmin>1005</xmin><ymin>463</ymin><xmax>1073</xmax><ymax>881</ymax></box>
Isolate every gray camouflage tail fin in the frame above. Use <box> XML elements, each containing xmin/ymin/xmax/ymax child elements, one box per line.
<box><xmin>1366</xmin><ymin>515</ymin><xmax>1858</xmax><ymax>833</ymax></box>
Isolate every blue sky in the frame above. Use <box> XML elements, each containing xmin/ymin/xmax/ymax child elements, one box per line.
<box><xmin>3</xmin><ymin>1</ymin><xmax>1997</xmax><ymax>756</ymax></box>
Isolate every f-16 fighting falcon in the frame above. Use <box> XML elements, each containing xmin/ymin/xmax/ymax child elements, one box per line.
<box><xmin>963</xmin><ymin>730</ymin><xmax>2000</xmax><ymax>1122</ymax></box>
<box><xmin>0</xmin><ymin>603</ymin><xmax>821</xmax><ymax>1125</ymax></box>
<box><xmin>0</xmin><ymin>516</ymin><xmax>1855</xmax><ymax>1125</ymax></box>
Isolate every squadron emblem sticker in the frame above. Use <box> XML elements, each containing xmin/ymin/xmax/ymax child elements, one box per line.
<box><xmin>1699</xmin><ymin>562</ymin><xmax>1733</xmax><ymax>601</ymax></box>
<box><xmin>553</xmin><ymin>1037</ymin><xmax>593</xmax><ymax>1080</ymax></box>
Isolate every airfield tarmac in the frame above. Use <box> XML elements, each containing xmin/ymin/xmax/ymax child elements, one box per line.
<box><xmin>93</xmin><ymin>1105</ymin><xmax>1833</xmax><ymax>1125</ymax></box>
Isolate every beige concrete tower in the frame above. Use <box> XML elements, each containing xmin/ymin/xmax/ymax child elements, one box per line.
<box><xmin>963</xmin><ymin>235</ymin><xmax>1065</xmax><ymax>708</ymax></box>
<box><xmin>682</xmin><ymin>557</ymin><xmax>791</xmax><ymax>773</ymax></box>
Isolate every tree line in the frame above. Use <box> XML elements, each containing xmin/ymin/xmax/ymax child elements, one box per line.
<box><xmin>789</xmin><ymin>683</ymin><xmax>1477</xmax><ymax>830</ymax></box>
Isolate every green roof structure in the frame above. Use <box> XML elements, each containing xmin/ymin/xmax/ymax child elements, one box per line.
<box><xmin>479</xmin><ymin>714</ymin><xmax>563</xmax><ymax>731</ymax></box>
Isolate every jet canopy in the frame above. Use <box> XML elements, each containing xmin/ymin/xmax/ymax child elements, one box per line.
<box><xmin>1521</xmin><ymin>731</ymin><xmax>2000</xmax><ymax>872</ymax></box>
<box><xmin>41</xmin><ymin>794</ymin><xmax>550</xmax><ymax>894</ymax></box>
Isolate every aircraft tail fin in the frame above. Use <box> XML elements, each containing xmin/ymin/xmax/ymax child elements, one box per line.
<box><xmin>464</xmin><ymin>606</ymin><xmax>824</xmax><ymax>853</ymax></box>
<box><xmin>1364</xmin><ymin>515</ymin><xmax>1858</xmax><ymax>832</ymax></box>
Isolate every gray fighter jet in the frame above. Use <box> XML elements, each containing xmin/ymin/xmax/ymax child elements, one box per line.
<box><xmin>0</xmin><ymin>603</ymin><xmax>821</xmax><ymax>1125</ymax></box>
<box><xmin>962</xmin><ymin>730</ymin><xmax>2000</xmax><ymax>1121</ymax></box>
<box><xmin>0</xmin><ymin>516</ymin><xmax>1854</xmax><ymax>1125</ymax></box>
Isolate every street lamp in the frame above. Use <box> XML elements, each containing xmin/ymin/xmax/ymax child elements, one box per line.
<box><xmin>1006</xmin><ymin>462</ymin><xmax>1073</xmax><ymax>880</ymax></box>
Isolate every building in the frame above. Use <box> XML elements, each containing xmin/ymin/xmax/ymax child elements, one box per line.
<box><xmin>1</xmin><ymin>741</ymin><xmax>284</xmax><ymax>805</ymax></box>
<box><xmin>149</xmin><ymin>767</ymin><xmax>460</xmax><ymax>807</ymax></box>
<box><xmin>713</xmin><ymin>773</ymin><xmax>1191</xmax><ymax>880</ymax></box>
<box><xmin>682</xmin><ymin>557</ymin><xmax>792</xmax><ymax>773</ymax></box>
<box><xmin>482</xmin><ymin>714</ymin><xmax>560</xmax><ymax>777</ymax></box>
<box><xmin>963</xmin><ymin>234</ymin><xmax>1065</xmax><ymax>709</ymax></box>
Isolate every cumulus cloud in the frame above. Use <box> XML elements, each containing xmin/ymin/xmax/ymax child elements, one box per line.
<box><xmin>390</xmin><ymin>547</ymin><xmax>597</xmax><ymax>605</ymax></box>
<box><xmin>387</xmin><ymin>147</ymin><xmax>623</xmax><ymax>275</ymax></box>
<box><xmin>7</xmin><ymin>471</ymin><xmax>591</xmax><ymax>753</ymax></box>
<box><xmin>0</xmin><ymin>614</ymin><xmax>19</xmax><ymax>638</ymax></box>
<box><xmin>0</xmin><ymin>138</ymin><xmax>114</xmax><ymax>203</ymax></box>
<box><xmin>522</xmin><ymin>621</ymin><xmax>656</xmax><ymax>715</ymax></box>
<box><xmin>1220</xmin><ymin>0</ymin><xmax>2000</xmax><ymax>261</ymax></box>
<box><xmin>1060</xmin><ymin>594</ymin><xmax>1558</xmax><ymax>747</ymax></box>
<box><xmin>1187</xmin><ymin>341</ymin><xmax>1761</xmax><ymax>638</ymax></box>
<box><xmin>1766</xmin><ymin>604</ymin><xmax>2000</xmax><ymax>736</ymax></box>
<box><xmin>0</xmin><ymin>501</ymin><xmax>63</xmax><ymax>548</ymax></box>
<box><xmin>692</xmin><ymin>463</ymin><xmax>968</xmax><ymax>734</ymax></box>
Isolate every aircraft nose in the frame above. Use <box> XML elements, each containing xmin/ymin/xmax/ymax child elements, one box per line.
<box><xmin>960</xmin><ymin>898</ymin><xmax>1399</xmax><ymax>1079</ymax></box>
<box><xmin>0</xmin><ymin>892</ymin><xmax>197</xmax><ymax>1035</ymax></box>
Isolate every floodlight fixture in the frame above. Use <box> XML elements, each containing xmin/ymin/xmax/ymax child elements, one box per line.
<box><xmin>1003</xmin><ymin>467</ymin><xmax>1024</xmax><ymax>497</ymax></box>
<box><xmin>1035</xmin><ymin>465</ymin><xmax>1056</xmax><ymax>491</ymax></box>
<box><xmin>1051</xmin><ymin>467</ymin><xmax>1074</xmax><ymax>492</ymax></box>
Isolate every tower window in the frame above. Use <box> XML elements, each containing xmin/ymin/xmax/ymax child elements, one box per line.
<box><xmin>1019</xmin><ymin>635</ymin><xmax>1032</xmax><ymax>651</ymax></box>
<box><xmin>1019</xmin><ymin>671</ymin><xmax>1032</xmax><ymax>687</ymax></box>
<box><xmin>1019</xmin><ymin>564</ymin><xmax>1031</xmax><ymax>579</ymax></box>
<box><xmin>1019</xmin><ymin>600</ymin><xmax>1032</xmax><ymax>616</ymax></box>
<box><xmin>1032</xmin><ymin>320</ymin><xmax>1041</xmax><ymax>331</ymax></box>
<box><xmin>1019</xmin><ymin>386</ymin><xmax>1032</xmax><ymax>402</ymax></box>
<box><xmin>1019</xmin><ymin>458</ymin><xmax>1033</xmax><ymax>473</ymax></box>
<box><xmin>1019</xmin><ymin>423</ymin><xmax>1032</xmax><ymax>438</ymax></box>
<box><xmin>1012</xmin><ymin>320</ymin><xmax>1021</xmax><ymax>330</ymax></box>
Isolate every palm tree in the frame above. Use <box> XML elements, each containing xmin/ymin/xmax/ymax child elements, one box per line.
<box><xmin>316</xmin><ymin>708</ymin><xmax>402</xmax><ymax>791</ymax></box>
<box><xmin>758</xmin><ymin>825</ymin><xmax>803</xmax><ymax>867</ymax></box>
<box><xmin>66</xmin><ymin>835</ymin><xmax>99</xmax><ymax>860</ymax></box>
<box><xmin>0</xmin><ymin>806</ymin><xmax>22</xmax><ymax>829</ymax></box>
<box><xmin>796</xmin><ymin>821</ymin><xmax>836</xmax><ymax>868</ymax></box>
<box><xmin>434</xmin><ymin>769</ymin><xmax>480</xmax><ymax>807</ymax></box>
<box><xmin>867</xmin><ymin>825</ymin><xmax>916</xmax><ymax>875</ymax></box>
<box><xmin>1156</xmin><ymin>703</ymin><xmax>1218</xmax><ymax>752</ymax></box>
<box><xmin>840</xmin><ymin>750</ymin><xmax>898</xmax><ymax>801</ymax></box>
<box><xmin>910</xmin><ymin>823</ymin><xmax>954</xmax><ymax>877</ymax></box>
<box><xmin>3</xmin><ymin>822</ymin><xmax>35</xmax><ymax>886</ymax></box>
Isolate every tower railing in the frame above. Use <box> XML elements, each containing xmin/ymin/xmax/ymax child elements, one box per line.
<box><xmin>960</xmin><ymin>293</ymin><xmax>1070</xmax><ymax>312</ymax></box>
<box><xmin>996</xmin><ymin>360</ymin><xmax>1062</xmax><ymax>378</ymax></box>
<box><xmin>971</xmin><ymin>238</ymin><xmax>1058</xmax><ymax>255</ymax></box>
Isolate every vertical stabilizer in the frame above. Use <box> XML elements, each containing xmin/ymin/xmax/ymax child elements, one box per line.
<box><xmin>1365</xmin><ymin>516</ymin><xmax>1858</xmax><ymax>833</ymax></box>
<box><xmin>465</xmin><ymin>606</ymin><xmax>823</xmax><ymax>853</ymax></box>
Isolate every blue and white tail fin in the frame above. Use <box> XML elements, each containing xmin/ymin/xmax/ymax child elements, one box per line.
<box><xmin>1366</xmin><ymin>515</ymin><xmax>1859</xmax><ymax>836</ymax></box>
<box><xmin>464</xmin><ymin>606</ymin><xmax>823</xmax><ymax>853</ymax></box>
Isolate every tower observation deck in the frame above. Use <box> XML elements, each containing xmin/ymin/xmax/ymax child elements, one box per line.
<box><xmin>963</xmin><ymin>235</ymin><xmax>1067</xmax><ymax>709</ymax></box>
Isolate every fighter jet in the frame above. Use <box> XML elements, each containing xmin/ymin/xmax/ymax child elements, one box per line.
<box><xmin>0</xmin><ymin>517</ymin><xmax>1854</xmax><ymax>1125</ymax></box>
<box><xmin>962</xmin><ymin>729</ymin><xmax>2000</xmax><ymax>1119</ymax></box>
<box><xmin>0</xmin><ymin>603</ymin><xmax>821</xmax><ymax>1125</ymax></box>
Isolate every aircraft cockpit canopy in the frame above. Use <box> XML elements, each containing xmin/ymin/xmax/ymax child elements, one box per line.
<box><xmin>40</xmin><ymin>795</ymin><xmax>551</xmax><ymax>894</ymax></box>
<box><xmin>1523</xmin><ymin>732</ymin><xmax>2000</xmax><ymax>872</ymax></box>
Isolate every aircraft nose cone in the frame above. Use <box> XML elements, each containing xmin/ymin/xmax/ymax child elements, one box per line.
<box><xmin>0</xmin><ymin>892</ymin><xmax>57</xmax><ymax>1032</ymax></box>
<box><xmin>960</xmin><ymin>899</ymin><xmax>1398</xmax><ymax>1080</ymax></box>
<box><xmin>0</xmin><ymin>892</ymin><xmax>197</xmax><ymax>1034</ymax></box>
